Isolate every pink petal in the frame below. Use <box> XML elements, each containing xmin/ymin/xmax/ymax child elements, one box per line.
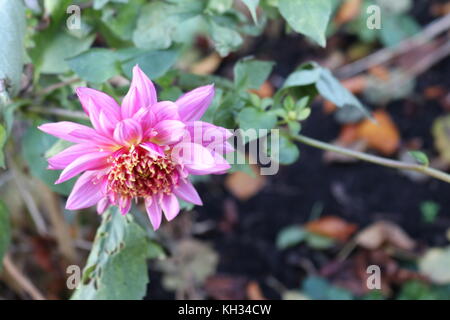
<box><xmin>122</xmin><ymin>65</ymin><xmax>157</xmax><ymax>118</ymax></box>
<box><xmin>174</xmin><ymin>180</ymin><xmax>202</xmax><ymax>205</ymax></box>
<box><xmin>171</xmin><ymin>142</ymin><xmax>216</xmax><ymax>172</ymax></box>
<box><xmin>96</xmin><ymin>197</ymin><xmax>110</xmax><ymax>214</ymax></box>
<box><xmin>56</xmin><ymin>151</ymin><xmax>110</xmax><ymax>184</ymax></box>
<box><xmin>38</xmin><ymin>122</ymin><xmax>100</xmax><ymax>144</ymax></box>
<box><xmin>140</xmin><ymin>142</ymin><xmax>164</xmax><ymax>157</ymax></box>
<box><xmin>185</xmin><ymin>121</ymin><xmax>234</xmax><ymax>154</ymax></box>
<box><xmin>76</xmin><ymin>87</ymin><xmax>121</xmax><ymax>123</ymax></box>
<box><xmin>133</xmin><ymin>107</ymin><xmax>156</xmax><ymax>133</ymax></box>
<box><xmin>160</xmin><ymin>193</ymin><xmax>180</xmax><ymax>221</ymax></box>
<box><xmin>153</xmin><ymin>120</ymin><xmax>185</xmax><ymax>145</ymax></box>
<box><xmin>66</xmin><ymin>171</ymin><xmax>105</xmax><ymax>210</ymax></box>
<box><xmin>48</xmin><ymin>144</ymin><xmax>100</xmax><ymax>170</ymax></box>
<box><xmin>176</xmin><ymin>84</ymin><xmax>214</xmax><ymax>121</ymax></box>
<box><xmin>113</xmin><ymin>119</ymin><xmax>143</xmax><ymax>146</ymax></box>
<box><xmin>145</xmin><ymin>197</ymin><xmax>162</xmax><ymax>230</ymax></box>
<box><xmin>151</xmin><ymin>101</ymin><xmax>180</xmax><ymax>121</ymax></box>
<box><xmin>186</xmin><ymin>152</ymin><xmax>231</xmax><ymax>175</ymax></box>
<box><xmin>119</xmin><ymin>197</ymin><xmax>131</xmax><ymax>215</ymax></box>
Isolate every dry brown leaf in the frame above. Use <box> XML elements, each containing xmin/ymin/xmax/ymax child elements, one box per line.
<box><xmin>355</xmin><ymin>110</ymin><xmax>400</xmax><ymax>156</ymax></box>
<box><xmin>424</xmin><ymin>86</ymin><xmax>446</xmax><ymax>99</ymax></box>
<box><xmin>305</xmin><ymin>216</ymin><xmax>358</xmax><ymax>242</ymax></box>
<box><xmin>246</xmin><ymin>281</ymin><xmax>266</xmax><ymax>300</ymax></box>
<box><xmin>355</xmin><ymin>221</ymin><xmax>415</xmax><ymax>251</ymax></box>
<box><xmin>190</xmin><ymin>53</ymin><xmax>222</xmax><ymax>75</ymax></box>
<box><xmin>249</xmin><ymin>81</ymin><xmax>274</xmax><ymax>98</ymax></box>
<box><xmin>225</xmin><ymin>165</ymin><xmax>266</xmax><ymax>200</ymax></box>
<box><xmin>334</xmin><ymin>0</ymin><xmax>362</xmax><ymax>25</ymax></box>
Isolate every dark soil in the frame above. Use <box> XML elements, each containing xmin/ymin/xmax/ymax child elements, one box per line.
<box><xmin>146</xmin><ymin>1</ymin><xmax>450</xmax><ymax>299</ymax></box>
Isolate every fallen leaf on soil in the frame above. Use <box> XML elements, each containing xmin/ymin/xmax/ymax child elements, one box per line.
<box><xmin>355</xmin><ymin>110</ymin><xmax>400</xmax><ymax>156</ymax></box>
<box><xmin>246</xmin><ymin>281</ymin><xmax>266</xmax><ymax>300</ymax></box>
<box><xmin>419</xmin><ymin>247</ymin><xmax>450</xmax><ymax>284</ymax></box>
<box><xmin>305</xmin><ymin>216</ymin><xmax>358</xmax><ymax>242</ymax></box>
<box><xmin>249</xmin><ymin>80</ymin><xmax>274</xmax><ymax>98</ymax></box>
<box><xmin>334</xmin><ymin>0</ymin><xmax>362</xmax><ymax>25</ymax></box>
<box><xmin>225</xmin><ymin>165</ymin><xmax>266</xmax><ymax>200</ymax></box>
<box><xmin>204</xmin><ymin>275</ymin><xmax>248</xmax><ymax>300</ymax></box>
<box><xmin>190</xmin><ymin>53</ymin><xmax>222</xmax><ymax>75</ymax></box>
<box><xmin>355</xmin><ymin>221</ymin><xmax>415</xmax><ymax>251</ymax></box>
<box><xmin>424</xmin><ymin>86</ymin><xmax>446</xmax><ymax>99</ymax></box>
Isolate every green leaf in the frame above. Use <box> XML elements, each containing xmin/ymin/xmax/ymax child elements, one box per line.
<box><xmin>72</xmin><ymin>207</ymin><xmax>164</xmax><ymax>300</ymax></box>
<box><xmin>282</xmin><ymin>63</ymin><xmax>371</xmax><ymax>120</ymax></box>
<box><xmin>316</xmin><ymin>67</ymin><xmax>371</xmax><ymax>119</ymax></box>
<box><xmin>237</xmin><ymin>107</ymin><xmax>277</xmax><ymax>131</ymax></box>
<box><xmin>132</xmin><ymin>1</ymin><xmax>205</xmax><ymax>50</ymax></box>
<box><xmin>0</xmin><ymin>0</ymin><xmax>26</xmax><ymax>96</ymax></box>
<box><xmin>275</xmin><ymin>135</ymin><xmax>300</xmax><ymax>165</ymax></box>
<box><xmin>379</xmin><ymin>14</ymin><xmax>420</xmax><ymax>47</ymax></box>
<box><xmin>205</xmin><ymin>0</ymin><xmax>233</xmax><ymax>15</ymax></box>
<box><xmin>121</xmin><ymin>48</ymin><xmax>180</xmax><ymax>80</ymax></box>
<box><xmin>241</xmin><ymin>0</ymin><xmax>260</xmax><ymax>23</ymax></box>
<box><xmin>234</xmin><ymin>58</ymin><xmax>274</xmax><ymax>90</ymax></box>
<box><xmin>0</xmin><ymin>200</ymin><xmax>10</xmax><ymax>270</ymax></box>
<box><xmin>209</xmin><ymin>20</ymin><xmax>243</xmax><ymax>57</ymax></box>
<box><xmin>68</xmin><ymin>49</ymin><xmax>120</xmax><ymax>83</ymax></box>
<box><xmin>408</xmin><ymin>150</ymin><xmax>429</xmax><ymax>166</ymax></box>
<box><xmin>302</xmin><ymin>276</ymin><xmax>354</xmax><ymax>300</ymax></box>
<box><xmin>21</xmin><ymin>122</ymin><xmax>75</xmax><ymax>196</ymax></box>
<box><xmin>36</xmin><ymin>32</ymin><xmax>96</xmax><ymax>74</ymax></box>
<box><xmin>278</xmin><ymin>0</ymin><xmax>332</xmax><ymax>47</ymax></box>
<box><xmin>93</xmin><ymin>0</ymin><xmax>128</xmax><ymax>10</ymax></box>
<box><xmin>276</xmin><ymin>226</ymin><xmax>308</xmax><ymax>249</ymax></box>
<box><xmin>420</xmin><ymin>201</ymin><xmax>440</xmax><ymax>224</ymax></box>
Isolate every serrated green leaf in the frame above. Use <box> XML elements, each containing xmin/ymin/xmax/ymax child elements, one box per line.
<box><xmin>72</xmin><ymin>207</ymin><xmax>164</xmax><ymax>300</ymax></box>
<box><xmin>278</xmin><ymin>0</ymin><xmax>332</xmax><ymax>47</ymax></box>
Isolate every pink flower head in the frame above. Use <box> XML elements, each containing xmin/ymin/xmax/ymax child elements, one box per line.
<box><xmin>39</xmin><ymin>65</ymin><xmax>233</xmax><ymax>230</ymax></box>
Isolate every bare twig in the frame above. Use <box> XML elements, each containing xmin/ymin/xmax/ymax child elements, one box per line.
<box><xmin>2</xmin><ymin>255</ymin><xmax>46</xmax><ymax>300</ymax></box>
<box><xmin>27</xmin><ymin>106</ymin><xmax>88</xmax><ymax>121</ymax></box>
<box><xmin>291</xmin><ymin>134</ymin><xmax>450</xmax><ymax>184</ymax></box>
<box><xmin>7</xmin><ymin>156</ymin><xmax>48</xmax><ymax>235</ymax></box>
<box><xmin>38</xmin><ymin>77</ymin><xmax>80</xmax><ymax>96</ymax></box>
<box><xmin>336</xmin><ymin>14</ymin><xmax>450</xmax><ymax>78</ymax></box>
<box><xmin>39</xmin><ymin>182</ymin><xmax>78</xmax><ymax>264</ymax></box>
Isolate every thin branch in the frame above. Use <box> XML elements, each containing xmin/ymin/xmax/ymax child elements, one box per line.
<box><xmin>38</xmin><ymin>77</ymin><xmax>80</xmax><ymax>96</ymax></box>
<box><xmin>27</xmin><ymin>106</ymin><xmax>88</xmax><ymax>121</ymax></box>
<box><xmin>336</xmin><ymin>14</ymin><xmax>450</xmax><ymax>78</ymax></box>
<box><xmin>291</xmin><ymin>134</ymin><xmax>450</xmax><ymax>184</ymax></box>
<box><xmin>7</xmin><ymin>156</ymin><xmax>49</xmax><ymax>235</ymax></box>
<box><xmin>3</xmin><ymin>255</ymin><xmax>46</xmax><ymax>300</ymax></box>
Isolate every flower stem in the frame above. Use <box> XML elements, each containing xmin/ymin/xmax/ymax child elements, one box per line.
<box><xmin>291</xmin><ymin>134</ymin><xmax>450</xmax><ymax>184</ymax></box>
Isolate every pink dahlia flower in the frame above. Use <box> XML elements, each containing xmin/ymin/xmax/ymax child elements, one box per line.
<box><xmin>39</xmin><ymin>65</ymin><xmax>233</xmax><ymax>230</ymax></box>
